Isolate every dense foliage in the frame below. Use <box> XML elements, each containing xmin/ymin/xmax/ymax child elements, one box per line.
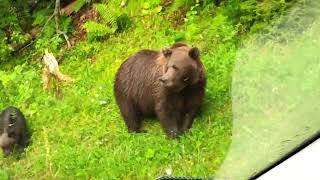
<box><xmin>0</xmin><ymin>0</ymin><xmax>306</xmax><ymax>179</ymax></box>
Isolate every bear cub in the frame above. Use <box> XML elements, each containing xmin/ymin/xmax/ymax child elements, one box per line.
<box><xmin>0</xmin><ymin>106</ymin><xmax>29</xmax><ymax>156</ymax></box>
<box><xmin>114</xmin><ymin>42</ymin><xmax>206</xmax><ymax>138</ymax></box>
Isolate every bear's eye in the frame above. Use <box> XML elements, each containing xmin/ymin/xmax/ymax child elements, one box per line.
<box><xmin>164</xmin><ymin>66</ymin><xmax>168</xmax><ymax>72</ymax></box>
<box><xmin>183</xmin><ymin>77</ymin><xmax>189</xmax><ymax>82</ymax></box>
<box><xmin>172</xmin><ymin>65</ymin><xmax>179</xmax><ymax>70</ymax></box>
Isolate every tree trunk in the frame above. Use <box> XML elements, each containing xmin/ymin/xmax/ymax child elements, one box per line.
<box><xmin>54</xmin><ymin>0</ymin><xmax>60</xmax><ymax>33</ymax></box>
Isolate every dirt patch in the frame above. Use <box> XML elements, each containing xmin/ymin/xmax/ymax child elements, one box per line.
<box><xmin>168</xmin><ymin>8</ymin><xmax>188</xmax><ymax>28</ymax></box>
<box><xmin>160</xmin><ymin>0</ymin><xmax>174</xmax><ymax>7</ymax></box>
<box><xmin>69</xmin><ymin>6</ymin><xmax>99</xmax><ymax>44</ymax></box>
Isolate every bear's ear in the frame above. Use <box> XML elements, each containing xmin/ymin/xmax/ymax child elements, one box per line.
<box><xmin>162</xmin><ymin>48</ymin><xmax>172</xmax><ymax>58</ymax></box>
<box><xmin>189</xmin><ymin>47</ymin><xmax>200</xmax><ymax>60</ymax></box>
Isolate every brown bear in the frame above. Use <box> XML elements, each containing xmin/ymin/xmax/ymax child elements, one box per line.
<box><xmin>114</xmin><ymin>42</ymin><xmax>206</xmax><ymax>138</ymax></box>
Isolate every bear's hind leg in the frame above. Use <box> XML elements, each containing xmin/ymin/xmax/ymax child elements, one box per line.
<box><xmin>118</xmin><ymin>99</ymin><xmax>143</xmax><ymax>133</ymax></box>
<box><xmin>17</xmin><ymin>130</ymin><xmax>29</xmax><ymax>152</ymax></box>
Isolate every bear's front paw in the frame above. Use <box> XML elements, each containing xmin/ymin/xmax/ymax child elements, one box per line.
<box><xmin>166</xmin><ymin>130</ymin><xmax>179</xmax><ymax>139</ymax></box>
<box><xmin>128</xmin><ymin>128</ymin><xmax>147</xmax><ymax>133</ymax></box>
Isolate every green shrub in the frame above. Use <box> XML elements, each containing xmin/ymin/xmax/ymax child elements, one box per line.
<box><xmin>83</xmin><ymin>3</ymin><xmax>132</xmax><ymax>41</ymax></box>
<box><xmin>0</xmin><ymin>0</ymin><xmax>31</xmax><ymax>62</ymax></box>
<box><xmin>83</xmin><ymin>20</ymin><xmax>116</xmax><ymax>41</ymax></box>
<box><xmin>224</xmin><ymin>0</ymin><xmax>293</xmax><ymax>33</ymax></box>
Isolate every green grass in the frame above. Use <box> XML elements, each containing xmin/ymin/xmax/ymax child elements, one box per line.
<box><xmin>0</xmin><ymin>4</ymin><xmax>235</xmax><ymax>179</ymax></box>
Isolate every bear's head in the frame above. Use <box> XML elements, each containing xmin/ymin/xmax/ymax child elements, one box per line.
<box><xmin>159</xmin><ymin>43</ymin><xmax>202</xmax><ymax>92</ymax></box>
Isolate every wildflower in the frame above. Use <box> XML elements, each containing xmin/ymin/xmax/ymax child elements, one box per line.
<box><xmin>165</xmin><ymin>168</ymin><xmax>172</xmax><ymax>176</ymax></box>
<box><xmin>100</xmin><ymin>100</ymin><xmax>107</xmax><ymax>105</ymax></box>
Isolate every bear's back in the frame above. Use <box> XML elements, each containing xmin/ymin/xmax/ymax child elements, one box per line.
<box><xmin>114</xmin><ymin>50</ymin><xmax>163</xmax><ymax>115</ymax></box>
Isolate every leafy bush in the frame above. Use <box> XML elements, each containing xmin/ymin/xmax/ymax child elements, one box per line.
<box><xmin>224</xmin><ymin>0</ymin><xmax>293</xmax><ymax>33</ymax></box>
<box><xmin>0</xmin><ymin>32</ymin><xmax>13</xmax><ymax>62</ymax></box>
<box><xmin>74</xmin><ymin>0</ymin><xmax>94</xmax><ymax>13</ymax></box>
<box><xmin>83</xmin><ymin>20</ymin><xmax>116</xmax><ymax>41</ymax></box>
<box><xmin>0</xmin><ymin>64</ymin><xmax>40</xmax><ymax>109</ymax></box>
<box><xmin>83</xmin><ymin>3</ymin><xmax>132</xmax><ymax>41</ymax></box>
<box><xmin>0</xmin><ymin>0</ymin><xmax>32</xmax><ymax>62</ymax></box>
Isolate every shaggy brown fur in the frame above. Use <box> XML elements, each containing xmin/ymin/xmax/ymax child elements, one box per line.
<box><xmin>114</xmin><ymin>42</ymin><xmax>206</xmax><ymax>138</ymax></box>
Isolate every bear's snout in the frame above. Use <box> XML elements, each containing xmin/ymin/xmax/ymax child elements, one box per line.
<box><xmin>159</xmin><ymin>77</ymin><xmax>166</xmax><ymax>84</ymax></box>
<box><xmin>159</xmin><ymin>77</ymin><xmax>174</xmax><ymax>88</ymax></box>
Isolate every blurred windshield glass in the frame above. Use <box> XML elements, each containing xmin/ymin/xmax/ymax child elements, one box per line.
<box><xmin>216</xmin><ymin>1</ymin><xmax>320</xmax><ymax>179</ymax></box>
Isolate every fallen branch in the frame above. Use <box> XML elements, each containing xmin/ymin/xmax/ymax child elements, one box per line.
<box><xmin>60</xmin><ymin>0</ymin><xmax>78</xmax><ymax>16</ymax></box>
<box><xmin>57</xmin><ymin>30</ymin><xmax>71</xmax><ymax>48</ymax></box>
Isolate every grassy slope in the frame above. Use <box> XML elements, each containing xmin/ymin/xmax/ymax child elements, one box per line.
<box><xmin>0</xmin><ymin>3</ymin><xmax>236</xmax><ymax>179</ymax></box>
